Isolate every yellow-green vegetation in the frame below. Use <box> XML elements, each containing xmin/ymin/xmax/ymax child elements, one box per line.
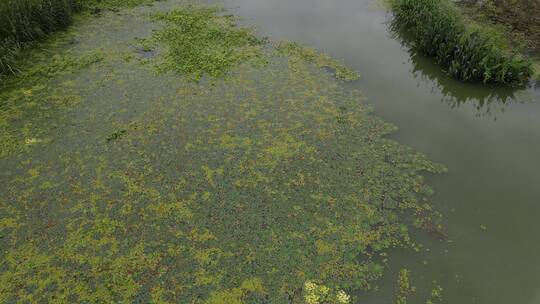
<box><xmin>303</xmin><ymin>281</ymin><xmax>351</xmax><ymax>304</ymax></box>
<box><xmin>393</xmin><ymin>270</ymin><xmax>443</xmax><ymax>304</ymax></box>
<box><xmin>389</xmin><ymin>0</ymin><xmax>533</xmax><ymax>84</ymax></box>
<box><xmin>0</xmin><ymin>3</ymin><xmax>445</xmax><ymax>303</ymax></box>
<box><xmin>277</xmin><ymin>41</ymin><xmax>360</xmax><ymax>81</ymax></box>
<box><xmin>0</xmin><ymin>50</ymin><xmax>103</xmax><ymax>157</ymax></box>
<box><xmin>395</xmin><ymin>269</ymin><xmax>416</xmax><ymax>304</ymax></box>
<box><xmin>147</xmin><ymin>6</ymin><xmax>267</xmax><ymax>80</ymax></box>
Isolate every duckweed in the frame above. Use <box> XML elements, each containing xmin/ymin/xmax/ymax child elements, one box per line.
<box><xmin>148</xmin><ymin>6</ymin><xmax>267</xmax><ymax>80</ymax></box>
<box><xmin>0</xmin><ymin>51</ymin><xmax>103</xmax><ymax>157</ymax></box>
<box><xmin>395</xmin><ymin>269</ymin><xmax>416</xmax><ymax>304</ymax></box>
<box><xmin>277</xmin><ymin>40</ymin><xmax>360</xmax><ymax>81</ymax></box>
<box><xmin>0</xmin><ymin>3</ymin><xmax>445</xmax><ymax>303</ymax></box>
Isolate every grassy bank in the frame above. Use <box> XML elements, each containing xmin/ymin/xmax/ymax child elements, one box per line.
<box><xmin>0</xmin><ymin>0</ymin><xmax>152</xmax><ymax>76</ymax></box>
<box><xmin>456</xmin><ymin>0</ymin><xmax>540</xmax><ymax>79</ymax></box>
<box><xmin>389</xmin><ymin>0</ymin><xmax>533</xmax><ymax>85</ymax></box>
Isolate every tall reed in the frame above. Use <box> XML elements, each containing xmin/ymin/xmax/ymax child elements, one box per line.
<box><xmin>390</xmin><ymin>0</ymin><xmax>533</xmax><ymax>84</ymax></box>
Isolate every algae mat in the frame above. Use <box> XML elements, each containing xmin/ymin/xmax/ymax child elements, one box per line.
<box><xmin>0</xmin><ymin>1</ymin><xmax>444</xmax><ymax>303</ymax></box>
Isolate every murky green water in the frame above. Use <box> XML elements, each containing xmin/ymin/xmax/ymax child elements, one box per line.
<box><xmin>0</xmin><ymin>1</ymin><xmax>444</xmax><ymax>302</ymax></box>
<box><xmin>2</xmin><ymin>0</ymin><xmax>540</xmax><ymax>303</ymax></box>
<box><xmin>217</xmin><ymin>0</ymin><xmax>540</xmax><ymax>303</ymax></box>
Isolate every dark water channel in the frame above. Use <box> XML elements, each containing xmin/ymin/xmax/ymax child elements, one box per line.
<box><xmin>218</xmin><ymin>0</ymin><xmax>540</xmax><ymax>303</ymax></box>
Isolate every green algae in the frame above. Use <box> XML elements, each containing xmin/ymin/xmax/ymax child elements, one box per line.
<box><xmin>395</xmin><ymin>269</ymin><xmax>415</xmax><ymax>304</ymax></box>
<box><xmin>0</xmin><ymin>51</ymin><xmax>104</xmax><ymax>157</ymax></box>
<box><xmin>147</xmin><ymin>6</ymin><xmax>267</xmax><ymax>80</ymax></box>
<box><xmin>277</xmin><ymin>40</ymin><xmax>360</xmax><ymax>81</ymax></box>
<box><xmin>425</xmin><ymin>284</ymin><xmax>443</xmax><ymax>304</ymax></box>
<box><xmin>0</xmin><ymin>2</ymin><xmax>446</xmax><ymax>303</ymax></box>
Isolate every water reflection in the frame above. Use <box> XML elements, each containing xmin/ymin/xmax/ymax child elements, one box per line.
<box><xmin>387</xmin><ymin>19</ymin><xmax>537</xmax><ymax>119</ymax></box>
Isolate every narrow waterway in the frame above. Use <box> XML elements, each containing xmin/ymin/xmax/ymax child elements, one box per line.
<box><xmin>218</xmin><ymin>0</ymin><xmax>540</xmax><ymax>303</ymax></box>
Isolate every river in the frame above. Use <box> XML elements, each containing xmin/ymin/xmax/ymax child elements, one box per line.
<box><xmin>218</xmin><ymin>0</ymin><xmax>540</xmax><ymax>303</ymax></box>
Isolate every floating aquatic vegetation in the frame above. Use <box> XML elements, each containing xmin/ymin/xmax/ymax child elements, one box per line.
<box><xmin>303</xmin><ymin>281</ymin><xmax>351</xmax><ymax>304</ymax></box>
<box><xmin>106</xmin><ymin>128</ymin><xmax>128</xmax><ymax>142</ymax></box>
<box><xmin>0</xmin><ymin>3</ymin><xmax>445</xmax><ymax>303</ymax></box>
<box><xmin>425</xmin><ymin>284</ymin><xmax>443</xmax><ymax>304</ymax></box>
<box><xmin>146</xmin><ymin>6</ymin><xmax>267</xmax><ymax>80</ymax></box>
<box><xmin>277</xmin><ymin>40</ymin><xmax>360</xmax><ymax>81</ymax></box>
<box><xmin>395</xmin><ymin>269</ymin><xmax>416</xmax><ymax>304</ymax></box>
<box><xmin>0</xmin><ymin>51</ymin><xmax>103</xmax><ymax>157</ymax></box>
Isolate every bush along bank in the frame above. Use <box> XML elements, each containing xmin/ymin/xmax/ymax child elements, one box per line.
<box><xmin>389</xmin><ymin>0</ymin><xmax>533</xmax><ymax>85</ymax></box>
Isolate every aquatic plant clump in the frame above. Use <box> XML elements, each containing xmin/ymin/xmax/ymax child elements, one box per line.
<box><xmin>0</xmin><ymin>51</ymin><xmax>104</xmax><ymax>157</ymax></box>
<box><xmin>277</xmin><ymin>40</ymin><xmax>360</xmax><ymax>81</ymax></box>
<box><xmin>0</xmin><ymin>0</ymin><xmax>155</xmax><ymax>76</ymax></box>
<box><xmin>389</xmin><ymin>0</ymin><xmax>533</xmax><ymax>84</ymax></box>
<box><xmin>149</xmin><ymin>6</ymin><xmax>267</xmax><ymax>80</ymax></box>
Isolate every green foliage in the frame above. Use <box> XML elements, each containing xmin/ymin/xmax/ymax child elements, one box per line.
<box><xmin>425</xmin><ymin>283</ymin><xmax>443</xmax><ymax>304</ymax></box>
<box><xmin>277</xmin><ymin>41</ymin><xmax>360</xmax><ymax>81</ymax></box>
<box><xmin>389</xmin><ymin>0</ymin><xmax>533</xmax><ymax>84</ymax></box>
<box><xmin>148</xmin><ymin>6</ymin><xmax>267</xmax><ymax>80</ymax></box>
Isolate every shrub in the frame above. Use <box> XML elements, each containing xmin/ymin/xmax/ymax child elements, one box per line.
<box><xmin>389</xmin><ymin>0</ymin><xmax>533</xmax><ymax>84</ymax></box>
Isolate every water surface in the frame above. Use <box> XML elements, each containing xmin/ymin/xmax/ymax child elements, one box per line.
<box><xmin>218</xmin><ymin>0</ymin><xmax>540</xmax><ymax>302</ymax></box>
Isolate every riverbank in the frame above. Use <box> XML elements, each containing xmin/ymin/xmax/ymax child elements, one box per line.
<box><xmin>388</xmin><ymin>0</ymin><xmax>536</xmax><ymax>84</ymax></box>
<box><xmin>455</xmin><ymin>0</ymin><xmax>540</xmax><ymax>79</ymax></box>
